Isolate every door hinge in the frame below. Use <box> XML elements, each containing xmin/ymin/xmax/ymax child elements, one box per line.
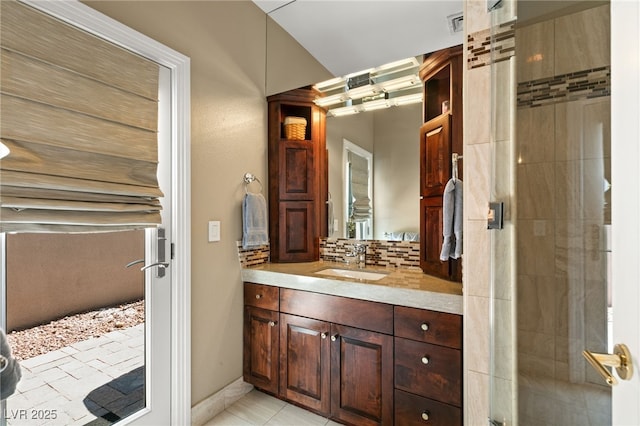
<box><xmin>171</xmin><ymin>243</ymin><xmax>175</xmax><ymax>260</ymax></box>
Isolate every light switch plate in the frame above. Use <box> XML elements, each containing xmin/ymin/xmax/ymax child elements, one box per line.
<box><xmin>208</xmin><ymin>220</ymin><xmax>220</xmax><ymax>242</ymax></box>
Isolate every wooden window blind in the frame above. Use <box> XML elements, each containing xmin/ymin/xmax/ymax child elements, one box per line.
<box><xmin>0</xmin><ymin>1</ymin><xmax>162</xmax><ymax>233</ymax></box>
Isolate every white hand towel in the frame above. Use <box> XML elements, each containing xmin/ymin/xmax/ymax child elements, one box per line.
<box><xmin>242</xmin><ymin>193</ymin><xmax>269</xmax><ymax>249</ymax></box>
<box><xmin>440</xmin><ymin>179</ymin><xmax>463</xmax><ymax>260</ymax></box>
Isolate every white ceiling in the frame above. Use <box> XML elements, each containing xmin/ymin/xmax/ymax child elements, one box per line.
<box><xmin>252</xmin><ymin>0</ymin><xmax>464</xmax><ymax>77</ymax></box>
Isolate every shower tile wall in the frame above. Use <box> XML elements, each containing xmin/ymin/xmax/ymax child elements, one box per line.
<box><xmin>463</xmin><ymin>0</ymin><xmax>517</xmax><ymax>424</ymax></box>
<box><xmin>516</xmin><ymin>5</ymin><xmax>611</xmax><ymax>426</ymax></box>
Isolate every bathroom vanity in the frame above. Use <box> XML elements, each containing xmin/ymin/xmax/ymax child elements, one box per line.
<box><xmin>242</xmin><ymin>262</ymin><xmax>463</xmax><ymax>426</ymax></box>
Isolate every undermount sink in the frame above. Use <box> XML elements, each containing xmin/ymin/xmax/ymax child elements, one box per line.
<box><xmin>315</xmin><ymin>268</ymin><xmax>388</xmax><ymax>281</ymax></box>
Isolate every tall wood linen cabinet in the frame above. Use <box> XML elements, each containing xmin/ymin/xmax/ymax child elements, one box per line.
<box><xmin>419</xmin><ymin>46</ymin><xmax>463</xmax><ymax>281</ymax></box>
<box><xmin>267</xmin><ymin>88</ymin><xmax>327</xmax><ymax>262</ymax></box>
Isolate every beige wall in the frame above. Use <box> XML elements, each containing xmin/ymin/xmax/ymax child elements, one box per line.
<box><xmin>6</xmin><ymin>231</ymin><xmax>144</xmax><ymax>331</ymax></box>
<box><xmin>83</xmin><ymin>0</ymin><xmax>330</xmax><ymax>406</ymax></box>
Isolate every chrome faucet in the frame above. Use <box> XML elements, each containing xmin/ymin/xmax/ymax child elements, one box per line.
<box><xmin>352</xmin><ymin>243</ymin><xmax>367</xmax><ymax>269</ymax></box>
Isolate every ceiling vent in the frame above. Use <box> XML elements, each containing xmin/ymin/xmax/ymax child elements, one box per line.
<box><xmin>447</xmin><ymin>12</ymin><xmax>464</xmax><ymax>34</ymax></box>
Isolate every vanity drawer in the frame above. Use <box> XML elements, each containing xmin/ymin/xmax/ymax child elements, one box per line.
<box><xmin>394</xmin><ymin>306</ymin><xmax>462</xmax><ymax>349</ymax></box>
<box><xmin>279</xmin><ymin>288</ymin><xmax>393</xmax><ymax>334</ymax></box>
<box><xmin>244</xmin><ymin>282</ymin><xmax>279</xmax><ymax>311</ymax></box>
<box><xmin>395</xmin><ymin>389</ymin><xmax>461</xmax><ymax>426</ymax></box>
<box><xmin>394</xmin><ymin>337</ymin><xmax>462</xmax><ymax>407</ymax></box>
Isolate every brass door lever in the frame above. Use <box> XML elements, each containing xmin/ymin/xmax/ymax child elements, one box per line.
<box><xmin>582</xmin><ymin>343</ymin><xmax>633</xmax><ymax>386</ymax></box>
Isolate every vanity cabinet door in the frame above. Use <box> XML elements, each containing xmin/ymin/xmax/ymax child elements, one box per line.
<box><xmin>420</xmin><ymin>196</ymin><xmax>449</xmax><ymax>279</ymax></box>
<box><xmin>276</xmin><ymin>201</ymin><xmax>317</xmax><ymax>262</ymax></box>
<box><xmin>420</xmin><ymin>115</ymin><xmax>451</xmax><ymax>198</ymax></box>
<box><xmin>243</xmin><ymin>306</ymin><xmax>279</xmax><ymax>395</ymax></box>
<box><xmin>330</xmin><ymin>324</ymin><xmax>393</xmax><ymax>426</ymax></box>
<box><xmin>279</xmin><ymin>313</ymin><xmax>331</xmax><ymax>416</ymax></box>
<box><xmin>278</xmin><ymin>140</ymin><xmax>315</xmax><ymax>201</ymax></box>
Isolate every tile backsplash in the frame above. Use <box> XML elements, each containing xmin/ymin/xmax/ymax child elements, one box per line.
<box><xmin>320</xmin><ymin>238</ymin><xmax>421</xmax><ymax>269</ymax></box>
<box><xmin>236</xmin><ymin>239</ymin><xmax>421</xmax><ymax>269</ymax></box>
<box><xmin>236</xmin><ymin>242</ymin><xmax>270</xmax><ymax>267</ymax></box>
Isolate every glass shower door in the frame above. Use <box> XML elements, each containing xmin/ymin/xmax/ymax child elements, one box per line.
<box><xmin>485</xmin><ymin>1</ymin><xmax>640</xmax><ymax>425</ymax></box>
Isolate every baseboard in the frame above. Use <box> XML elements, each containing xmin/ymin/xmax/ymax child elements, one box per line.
<box><xmin>191</xmin><ymin>377</ymin><xmax>254</xmax><ymax>426</ymax></box>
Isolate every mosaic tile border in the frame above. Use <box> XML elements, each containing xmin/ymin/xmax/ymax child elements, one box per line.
<box><xmin>236</xmin><ymin>242</ymin><xmax>270</xmax><ymax>267</ymax></box>
<box><xmin>467</xmin><ymin>20</ymin><xmax>516</xmax><ymax>69</ymax></box>
<box><xmin>320</xmin><ymin>238</ymin><xmax>421</xmax><ymax>270</ymax></box>
<box><xmin>517</xmin><ymin>66</ymin><xmax>611</xmax><ymax>108</ymax></box>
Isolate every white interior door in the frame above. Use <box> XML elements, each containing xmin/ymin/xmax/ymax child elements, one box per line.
<box><xmin>611</xmin><ymin>0</ymin><xmax>640</xmax><ymax>424</ymax></box>
<box><xmin>0</xmin><ymin>1</ymin><xmax>191</xmax><ymax>424</ymax></box>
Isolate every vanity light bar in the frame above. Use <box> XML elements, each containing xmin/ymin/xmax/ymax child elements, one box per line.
<box><xmin>361</xmin><ymin>98</ymin><xmax>391</xmax><ymax>111</ymax></box>
<box><xmin>329</xmin><ymin>105</ymin><xmax>360</xmax><ymax>117</ymax></box>
<box><xmin>392</xmin><ymin>92</ymin><xmax>423</xmax><ymax>106</ymax></box>
<box><xmin>314</xmin><ymin>93</ymin><xmax>347</xmax><ymax>107</ymax></box>
<box><xmin>314</xmin><ymin>76</ymin><xmax>345</xmax><ymax>92</ymax></box>
<box><xmin>329</xmin><ymin>92</ymin><xmax>422</xmax><ymax>116</ymax></box>
<box><xmin>379</xmin><ymin>74</ymin><xmax>420</xmax><ymax>92</ymax></box>
<box><xmin>371</xmin><ymin>56</ymin><xmax>420</xmax><ymax>75</ymax></box>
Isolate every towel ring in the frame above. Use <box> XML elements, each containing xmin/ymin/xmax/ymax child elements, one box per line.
<box><xmin>243</xmin><ymin>172</ymin><xmax>263</xmax><ymax>194</ymax></box>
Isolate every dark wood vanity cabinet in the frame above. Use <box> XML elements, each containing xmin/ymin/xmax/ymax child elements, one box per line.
<box><xmin>393</xmin><ymin>306</ymin><xmax>463</xmax><ymax>425</ymax></box>
<box><xmin>419</xmin><ymin>46</ymin><xmax>463</xmax><ymax>282</ymax></box>
<box><xmin>243</xmin><ymin>283</ymin><xmax>462</xmax><ymax>425</ymax></box>
<box><xmin>243</xmin><ymin>283</ymin><xmax>280</xmax><ymax>394</ymax></box>
<box><xmin>267</xmin><ymin>88</ymin><xmax>327</xmax><ymax>263</ymax></box>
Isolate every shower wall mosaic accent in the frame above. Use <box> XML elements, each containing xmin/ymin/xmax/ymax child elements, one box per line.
<box><xmin>236</xmin><ymin>242</ymin><xmax>270</xmax><ymax>267</ymax></box>
<box><xmin>467</xmin><ymin>20</ymin><xmax>516</xmax><ymax>69</ymax></box>
<box><xmin>320</xmin><ymin>238</ymin><xmax>421</xmax><ymax>269</ymax></box>
<box><xmin>517</xmin><ymin>66</ymin><xmax>611</xmax><ymax>108</ymax></box>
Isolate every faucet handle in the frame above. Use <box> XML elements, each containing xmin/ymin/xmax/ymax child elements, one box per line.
<box><xmin>353</xmin><ymin>243</ymin><xmax>367</xmax><ymax>254</ymax></box>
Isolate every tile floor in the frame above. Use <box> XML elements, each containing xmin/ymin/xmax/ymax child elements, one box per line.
<box><xmin>204</xmin><ymin>389</ymin><xmax>343</xmax><ymax>426</ymax></box>
<box><xmin>4</xmin><ymin>324</ymin><xmax>144</xmax><ymax>425</ymax></box>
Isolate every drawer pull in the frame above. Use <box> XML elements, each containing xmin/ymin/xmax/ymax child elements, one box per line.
<box><xmin>331</xmin><ymin>334</ymin><xmax>339</xmax><ymax>342</ymax></box>
<box><xmin>268</xmin><ymin>321</ymin><xmax>277</xmax><ymax>327</ymax></box>
<box><xmin>421</xmin><ymin>322</ymin><xmax>430</xmax><ymax>331</ymax></box>
<box><xmin>421</xmin><ymin>356</ymin><xmax>430</xmax><ymax>365</ymax></box>
<box><xmin>421</xmin><ymin>410</ymin><xmax>430</xmax><ymax>421</ymax></box>
<box><xmin>321</xmin><ymin>332</ymin><xmax>328</xmax><ymax>339</ymax></box>
<box><xmin>255</xmin><ymin>294</ymin><xmax>262</xmax><ymax>299</ymax></box>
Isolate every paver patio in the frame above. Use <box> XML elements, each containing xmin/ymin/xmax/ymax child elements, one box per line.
<box><xmin>3</xmin><ymin>324</ymin><xmax>145</xmax><ymax>426</ymax></box>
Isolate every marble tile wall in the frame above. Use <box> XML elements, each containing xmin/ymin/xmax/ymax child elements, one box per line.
<box><xmin>464</xmin><ymin>1</ymin><xmax>518</xmax><ymax>424</ymax></box>
<box><xmin>515</xmin><ymin>4</ymin><xmax>611</xmax><ymax>425</ymax></box>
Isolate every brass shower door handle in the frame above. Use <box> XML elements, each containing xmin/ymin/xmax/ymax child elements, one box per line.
<box><xmin>582</xmin><ymin>343</ymin><xmax>633</xmax><ymax>386</ymax></box>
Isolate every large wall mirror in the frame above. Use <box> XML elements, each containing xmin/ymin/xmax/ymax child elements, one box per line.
<box><xmin>326</xmin><ymin>90</ymin><xmax>421</xmax><ymax>240</ymax></box>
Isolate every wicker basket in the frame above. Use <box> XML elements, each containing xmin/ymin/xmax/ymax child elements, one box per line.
<box><xmin>283</xmin><ymin>116</ymin><xmax>307</xmax><ymax>140</ymax></box>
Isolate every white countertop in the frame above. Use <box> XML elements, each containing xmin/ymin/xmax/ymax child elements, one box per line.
<box><xmin>241</xmin><ymin>261</ymin><xmax>463</xmax><ymax>315</ymax></box>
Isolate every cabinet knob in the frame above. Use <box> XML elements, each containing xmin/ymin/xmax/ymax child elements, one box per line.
<box><xmin>421</xmin><ymin>410</ymin><xmax>430</xmax><ymax>421</ymax></box>
<box><xmin>321</xmin><ymin>332</ymin><xmax>328</xmax><ymax>339</ymax></box>
<box><xmin>421</xmin><ymin>322</ymin><xmax>429</xmax><ymax>331</ymax></box>
<box><xmin>421</xmin><ymin>356</ymin><xmax>430</xmax><ymax>365</ymax></box>
<box><xmin>255</xmin><ymin>294</ymin><xmax>262</xmax><ymax>299</ymax></box>
<box><xmin>268</xmin><ymin>321</ymin><xmax>277</xmax><ymax>327</ymax></box>
<box><xmin>331</xmin><ymin>334</ymin><xmax>339</xmax><ymax>342</ymax></box>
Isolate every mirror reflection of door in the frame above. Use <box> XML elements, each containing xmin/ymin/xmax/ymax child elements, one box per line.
<box><xmin>343</xmin><ymin>139</ymin><xmax>373</xmax><ymax>240</ymax></box>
